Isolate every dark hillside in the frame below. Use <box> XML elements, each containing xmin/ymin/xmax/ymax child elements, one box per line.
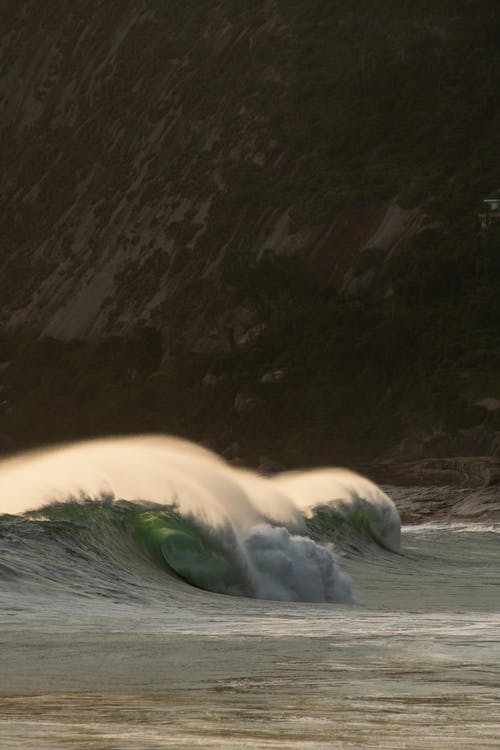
<box><xmin>1</xmin><ymin>1</ymin><xmax>500</xmax><ymax>470</ymax></box>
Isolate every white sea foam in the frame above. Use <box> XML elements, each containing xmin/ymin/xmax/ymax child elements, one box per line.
<box><xmin>0</xmin><ymin>435</ymin><xmax>400</xmax><ymax>603</ymax></box>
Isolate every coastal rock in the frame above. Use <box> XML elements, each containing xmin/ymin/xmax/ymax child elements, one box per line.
<box><xmin>386</xmin><ymin>484</ymin><xmax>500</xmax><ymax>523</ymax></box>
<box><xmin>475</xmin><ymin>397</ymin><xmax>500</xmax><ymax>412</ymax></box>
<box><xmin>260</xmin><ymin>369</ymin><xmax>285</xmax><ymax>384</ymax></box>
<box><xmin>234</xmin><ymin>393</ymin><xmax>264</xmax><ymax>415</ymax></box>
<box><xmin>372</xmin><ymin>455</ymin><xmax>500</xmax><ymax>489</ymax></box>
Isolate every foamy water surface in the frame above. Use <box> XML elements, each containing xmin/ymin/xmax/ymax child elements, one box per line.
<box><xmin>0</xmin><ymin>437</ymin><xmax>499</xmax><ymax>749</ymax></box>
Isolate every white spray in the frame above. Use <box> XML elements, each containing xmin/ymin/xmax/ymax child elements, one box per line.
<box><xmin>0</xmin><ymin>435</ymin><xmax>400</xmax><ymax>603</ymax></box>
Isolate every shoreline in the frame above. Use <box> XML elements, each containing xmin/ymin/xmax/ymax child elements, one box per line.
<box><xmin>384</xmin><ymin>484</ymin><xmax>500</xmax><ymax>524</ymax></box>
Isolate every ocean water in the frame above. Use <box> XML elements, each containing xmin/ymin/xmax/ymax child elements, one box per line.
<box><xmin>0</xmin><ymin>437</ymin><xmax>499</xmax><ymax>749</ymax></box>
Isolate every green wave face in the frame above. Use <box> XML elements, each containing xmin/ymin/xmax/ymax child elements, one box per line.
<box><xmin>134</xmin><ymin>508</ymin><xmax>357</xmax><ymax>602</ymax></box>
<box><xmin>134</xmin><ymin>510</ymin><xmax>252</xmax><ymax>597</ymax></box>
<box><xmin>0</xmin><ymin>436</ymin><xmax>400</xmax><ymax>603</ymax></box>
<box><xmin>306</xmin><ymin>499</ymin><xmax>400</xmax><ymax>553</ymax></box>
<box><xmin>2</xmin><ymin>494</ymin><xmax>399</xmax><ymax>604</ymax></box>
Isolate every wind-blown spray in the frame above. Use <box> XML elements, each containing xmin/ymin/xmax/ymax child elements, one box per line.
<box><xmin>0</xmin><ymin>436</ymin><xmax>400</xmax><ymax>603</ymax></box>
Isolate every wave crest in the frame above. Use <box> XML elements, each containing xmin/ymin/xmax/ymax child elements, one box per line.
<box><xmin>0</xmin><ymin>436</ymin><xmax>400</xmax><ymax>603</ymax></box>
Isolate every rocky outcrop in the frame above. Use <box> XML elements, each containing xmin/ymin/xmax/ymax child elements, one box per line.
<box><xmin>372</xmin><ymin>455</ymin><xmax>500</xmax><ymax>489</ymax></box>
<box><xmin>0</xmin><ymin>2</ymin><xmax>437</xmax><ymax>348</ymax></box>
<box><xmin>341</xmin><ymin>202</ymin><xmax>425</xmax><ymax>297</ymax></box>
<box><xmin>379</xmin><ymin>424</ymin><xmax>500</xmax><ymax>462</ymax></box>
<box><xmin>386</xmin><ymin>484</ymin><xmax>500</xmax><ymax>523</ymax></box>
<box><xmin>1</xmin><ymin>2</ymin><xmax>290</xmax><ymax>342</ymax></box>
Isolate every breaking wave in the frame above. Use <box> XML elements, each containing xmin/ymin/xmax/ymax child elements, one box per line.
<box><xmin>0</xmin><ymin>436</ymin><xmax>400</xmax><ymax>603</ymax></box>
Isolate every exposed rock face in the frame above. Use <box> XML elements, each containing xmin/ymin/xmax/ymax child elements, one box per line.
<box><xmin>475</xmin><ymin>398</ymin><xmax>500</xmax><ymax>412</ymax></box>
<box><xmin>373</xmin><ymin>456</ymin><xmax>500</xmax><ymax>489</ymax></box>
<box><xmin>0</xmin><ymin>2</ymin><xmax>430</xmax><ymax>347</ymax></box>
<box><xmin>387</xmin><ymin>485</ymin><xmax>500</xmax><ymax>523</ymax></box>
<box><xmin>234</xmin><ymin>393</ymin><xmax>264</xmax><ymax>415</ymax></box>
<box><xmin>260</xmin><ymin>369</ymin><xmax>285</xmax><ymax>384</ymax></box>
<box><xmin>2</xmin><ymin>2</ymin><xmax>499</xmax><ymax>466</ymax></box>
<box><xmin>379</xmin><ymin>425</ymin><xmax>500</xmax><ymax>463</ymax></box>
<box><xmin>365</xmin><ymin>203</ymin><xmax>423</xmax><ymax>256</ymax></box>
<box><xmin>2</xmin><ymin>2</ymin><xmax>271</xmax><ymax>342</ymax></box>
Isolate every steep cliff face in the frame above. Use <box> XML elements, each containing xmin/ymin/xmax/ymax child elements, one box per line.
<box><xmin>2</xmin><ymin>1</ymin><xmax>286</xmax><ymax>342</ymax></box>
<box><xmin>2</xmin><ymin>1</ymin><xmax>497</xmax><ymax>349</ymax></box>
<box><xmin>1</xmin><ymin>1</ymin><xmax>500</xmax><ymax>463</ymax></box>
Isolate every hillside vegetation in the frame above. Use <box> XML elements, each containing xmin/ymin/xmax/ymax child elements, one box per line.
<box><xmin>1</xmin><ymin>0</ymin><xmax>500</xmax><ymax>466</ymax></box>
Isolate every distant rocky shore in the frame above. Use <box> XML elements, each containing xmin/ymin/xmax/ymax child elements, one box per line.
<box><xmin>367</xmin><ymin>455</ymin><xmax>500</xmax><ymax>522</ymax></box>
<box><xmin>385</xmin><ymin>482</ymin><xmax>500</xmax><ymax>524</ymax></box>
<box><xmin>371</xmin><ymin>455</ymin><xmax>500</xmax><ymax>490</ymax></box>
<box><xmin>361</xmin><ymin>423</ymin><xmax>500</xmax><ymax>521</ymax></box>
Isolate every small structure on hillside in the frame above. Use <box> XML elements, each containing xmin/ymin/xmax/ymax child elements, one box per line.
<box><xmin>480</xmin><ymin>190</ymin><xmax>500</xmax><ymax>230</ymax></box>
